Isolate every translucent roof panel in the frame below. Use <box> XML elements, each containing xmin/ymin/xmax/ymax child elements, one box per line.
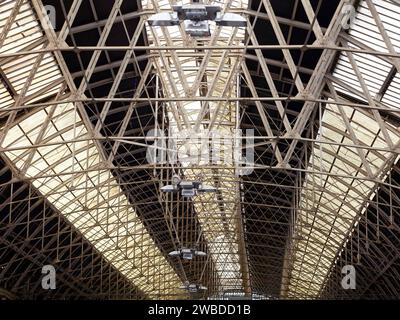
<box><xmin>0</xmin><ymin>0</ymin><xmax>63</xmax><ymax>111</ymax></box>
<box><xmin>333</xmin><ymin>0</ymin><xmax>400</xmax><ymax>110</ymax></box>
<box><xmin>3</xmin><ymin>103</ymin><xmax>185</xmax><ymax>299</ymax></box>
<box><xmin>287</xmin><ymin>100</ymin><xmax>400</xmax><ymax>298</ymax></box>
<box><xmin>287</xmin><ymin>0</ymin><xmax>400</xmax><ymax>298</ymax></box>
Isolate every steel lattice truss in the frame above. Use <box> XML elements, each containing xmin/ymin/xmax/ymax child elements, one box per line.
<box><xmin>0</xmin><ymin>0</ymin><xmax>400</xmax><ymax>300</ymax></box>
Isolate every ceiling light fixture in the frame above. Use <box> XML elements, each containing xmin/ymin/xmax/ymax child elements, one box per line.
<box><xmin>147</xmin><ymin>1</ymin><xmax>246</xmax><ymax>37</ymax></box>
<box><xmin>160</xmin><ymin>175</ymin><xmax>216</xmax><ymax>198</ymax></box>
<box><xmin>169</xmin><ymin>247</ymin><xmax>207</xmax><ymax>260</ymax></box>
<box><xmin>180</xmin><ymin>281</ymin><xmax>208</xmax><ymax>293</ymax></box>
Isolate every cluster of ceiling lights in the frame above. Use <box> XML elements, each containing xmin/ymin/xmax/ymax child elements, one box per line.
<box><xmin>160</xmin><ymin>174</ymin><xmax>216</xmax><ymax>198</ymax></box>
<box><xmin>148</xmin><ymin>0</ymin><xmax>243</xmax><ymax>297</ymax></box>
<box><xmin>161</xmin><ymin>174</ymin><xmax>215</xmax><ymax>294</ymax></box>
<box><xmin>170</xmin><ymin>248</ymin><xmax>208</xmax><ymax>293</ymax></box>
<box><xmin>180</xmin><ymin>282</ymin><xmax>208</xmax><ymax>293</ymax></box>
<box><xmin>147</xmin><ymin>1</ymin><xmax>246</xmax><ymax>37</ymax></box>
<box><xmin>169</xmin><ymin>247</ymin><xmax>207</xmax><ymax>260</ymax></box>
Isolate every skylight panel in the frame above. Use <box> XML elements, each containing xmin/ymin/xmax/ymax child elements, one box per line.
<box><xmin>332</xmin><ymin>0</ymin><xmax>400</xmax><ymax>115</ymax></box>
<box><xmin>0</xmin><ymin>2</ymin><xmax>62</xmax><ymax>113</ymax></box>
<box><xmin>288</xmin><ymin>96</ymin><xmax>400</xmax><ymax>297</ymax></box>
<box><xmin>381</xmin><ymin>72</ymin><xmax>400</xmax><ymax>109</ymax></box>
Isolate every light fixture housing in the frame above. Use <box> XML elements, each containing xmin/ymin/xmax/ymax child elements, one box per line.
<box><xmin>160</xmin><ymin>177</ymin><xmax>216</xmax><ymax>198</ymax></box>
<box><xmin>147</xmin><ymin>12</ymin><xmax>179</xmax><ymax>26</ymax></box>
<box><xmin>172</xmin><ymin>4</ymin><xmax>221</xmax><ymax>21</ymax></box>
<box><xmin>180</xmin><ymin>281</ymin><xmax>208</xmax><ymax>293</ymax></box>
<box><xmin>147</xmin><ymin>3</ymin><xmax>246</xmax><ymax>37</ymax></box>
<box><xmin>168</xmin><ymin>248</ymin><xmax>207</xmax><ymax>260</ymax></box>
<box><xmin>184</xmin><ymin>20</ymin><xmax>210</xmax><ymax>37</ymax></box>
<box><xmin>215</xmin><ymin>12</ymin><xmax>247</xmax><ymax>27</ymax></box>
<box><xmin>181</xmin><ymin>248</ymin><xmax>194</xmax><ymax>260</ymax></box>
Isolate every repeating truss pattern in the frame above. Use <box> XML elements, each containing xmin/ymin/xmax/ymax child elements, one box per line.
<box><xmin>0</xmin><ymin>0</ymin><xmax>400</xmax><ymax>300</ymax></box>
<box><xmin>142</xmin><ymin>0</ymin><xmax>248</xmax><ymax>294</ymax></box>
<box><xmin>321</xmin><ymin>160</ymin><xmax>400</xmax><ymax>299</ymax></box>
<box><xmin>285</xmin><ymin>0</ymin><xmax>400</xmax><ymax>299</ymax></box>
<box><xmin>0</xmin><ymin>156</ymin><xmax>145</xmax><ymax>299</ymax></box>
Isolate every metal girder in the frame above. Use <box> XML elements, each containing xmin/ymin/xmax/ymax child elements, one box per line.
<box><xmin>0</xmin><ymin>47</ymin><xmax>47</xmax><ymax>145</ymax></box>
<box><xmin>261</xmin><ymin>0</ymin><xmax>305</xmax><ymax>94</ymax></box>
<box><xmin>342</xmin><ymin>40</ymin><xmax>395</xmax><ymax>149</ymax></box>
<box><xmin>94</xmin><ymin>18</ymin><xmax>146</xmax><ymax>132</ymax></box>
<box><xmin>3</xmin><ymin>42</ymin><xmax>400</xmax><ymax>57</ymax></box>
<box><xmin>281</xmin><ymin>0</ymin><xmax>353</xmax><ymax>166</ymax></box>
<box><xmin>242</xmin><ymin>62</ymin><xmax>284</xmax><ymax>164</ymax></box>
<box><xmin>0</xmin><ymin>0</ymin><xmax>24</xmax><ymax>47</ymax></box>
<box><xmin>300</xmin><ymin>0</ymin><xmax>324</xmax><ymax>42</ymax></box>
<box><xmin>247</xmin><ymin>27</ymin><xmax>292</xmax><ymax>133</ymax></box>
<box><xmin>107</xmin><ymin>62</ymin><xmax>152</xmax><ymax>163</ymax></box>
